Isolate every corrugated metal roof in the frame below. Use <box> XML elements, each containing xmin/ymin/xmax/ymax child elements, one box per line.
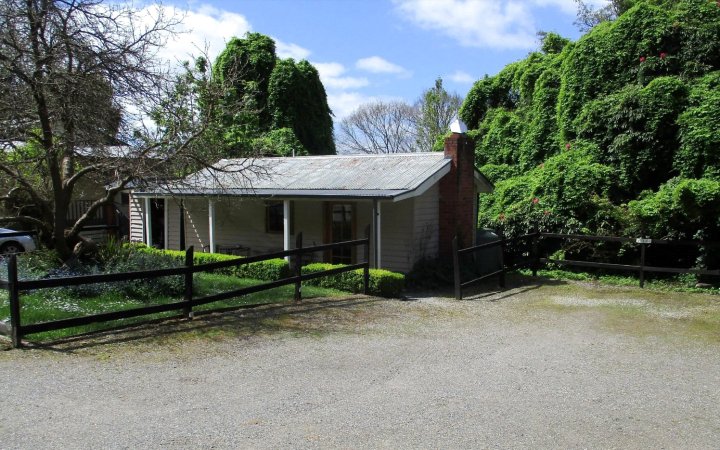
<box><xmin>138</xmin><ymin>153</ymin><xmax>453</xmax><ymax>199</ymax></box>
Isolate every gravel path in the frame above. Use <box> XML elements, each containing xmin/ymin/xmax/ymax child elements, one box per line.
<box><xmin>1</xmin><ymin>280</ymin><xmax>720</xmax><ymax>449</ymax></box>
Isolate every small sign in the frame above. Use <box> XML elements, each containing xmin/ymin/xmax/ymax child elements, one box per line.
<box><xmin>636</xmin><ymin>238</ymin><xmax>652</xmax><ymax>244</ymax></box>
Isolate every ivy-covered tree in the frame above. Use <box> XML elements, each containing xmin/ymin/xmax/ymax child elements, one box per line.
<box><xmin>214</xmin><ymin>33</ymin><xmax>277</xmax><ymax>136</ymax></box>
<box><xmin>460</xmin><ymin>0</ymin><xmax>720</xmax><ymax>244</ymax></box>
<box><xmin>212</xmin><ymin>33</ymin><xmax>335</xmax><ymax>156</ymax></box>
<box><xmin>268</xmin><ymin>59</ymin><xmax>335</xmax><ymax>154</ymax></box>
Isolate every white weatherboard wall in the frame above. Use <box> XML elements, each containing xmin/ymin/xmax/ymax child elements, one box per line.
<box><xmin>412</xmin><ymin>183</ymin><xmax>439</xmax><ymax>263</ymax></box>
<box><xmin>166</xmin><ymin>199</ymin><xmax>182</xmax><ymax>250</ymax></box>
<box><xmin>169</xmin><ymin>198</ymin><xmax>285</xmax><ymax>254</ymax></box>
<box><xmin>129</xmin><ymin>194</ymin><xmax>145</xmax><ymax>243</ymax></box>
<box><xmin>132</xmin><ymin>187</ymin><xmax>442</xmax><ymax>273</ymax></box>
<box><xmin>378</xmin><ymin>198</ymin><xmax>414</xmax><ymax>273</ymax></box>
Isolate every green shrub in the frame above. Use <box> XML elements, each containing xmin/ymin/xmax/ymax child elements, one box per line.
<box><xmin>236</xmin><ymin>257</ymin><xmax>289</xmax><ymax>280</ymax></box>
<box><xmin>21</xmin><ymin>245</ymin><xmax>186</xmax><ymax>302</ymax></box>
<box><xmin>132</xmin><ymin>244</ymin><xmax>290</xmax><ymax>281</ymax></box>
<box><xmin>301</xmin><ymin>263</ymin><xmax>405</xmax><ymax>298</ymax></box>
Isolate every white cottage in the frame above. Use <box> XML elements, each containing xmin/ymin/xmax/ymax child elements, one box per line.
<box><xmin>129</xmin><ymin>131</ymin><xmax>492</xmax><ymax>273</ymax></box>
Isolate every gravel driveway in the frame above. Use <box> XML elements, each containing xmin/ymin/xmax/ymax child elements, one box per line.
<box><xmin>2</xmin><ymin>278</ymin><xmax>719</xmax><ymax>449</ymax></box>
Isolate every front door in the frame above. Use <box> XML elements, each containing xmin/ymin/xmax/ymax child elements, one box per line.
<box><xmin>326</xmin><ymin>203</ymin><xmax>355</xmax><ymax>264</ymax></box>
<box><xmin>150</xmin><ymin>199</ymin><xmax>165</xmax><ymax>249</ymax></box>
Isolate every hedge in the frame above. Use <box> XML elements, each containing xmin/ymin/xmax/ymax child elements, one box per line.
<box><xmin>130</xmin><ymin>245</ymin><xmax>404</xmax><ymax>296</ymax></box>
<box><xmin>301</xmin><ymin>263</ymin><xmax>405</xmax><ymax>298</ymax></box>
<box><xmin>133</xmin><ymin>245</ymin><xmax>290</xmax><ymax>281</ymax></box>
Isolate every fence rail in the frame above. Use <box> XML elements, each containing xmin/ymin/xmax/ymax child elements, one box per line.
<box><xmin>453</xmin><ymin>231</ymin><xmax>720</xmax><ymax>299</ymax></box>
<box><xmin>1</xmin><ymin>232</ymin><xmax>370</xmax><ymax>348</ymax></box>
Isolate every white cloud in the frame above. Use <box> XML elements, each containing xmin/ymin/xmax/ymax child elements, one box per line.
<box><xmin>314</xmin><ymin>62</ymin><xmax>369</xmax><ymax>90</ymax></box>
<box><xmin>356</xmin><ymin>56</ymin><xmax>411</xmax><ymax>77</ymax></box>
<box><xmin>275</xmin><ymin>40</ymin><xmax>311</xmax><ymax>60</ymax></box>
<box><xmin>446</xmin><ymin>70</ymin><xmax>475</xmax><ymax>84</ymax></box>
<box><xmin>138</xmin><ymin>4</ymin><xmax>251</xmax><ymax>65</ymax></box>
<box><xmin>328</xmin><ymin>92</ymin><xmax>379</xmax><ymax>120</ymax></box>
<box><xmin>140</xmin><ymin>5</ymin><xmax>311</xmax><ymax>66</ymax></box>
<box><xmin>530</xmin><ymin>0</ymin><xmax>578</xmax><ymax>14</ymax></box>
<box><xmin>394</xmin><ymin>0</ymin><xmax>538</xmax><ymax>49</ymax></box>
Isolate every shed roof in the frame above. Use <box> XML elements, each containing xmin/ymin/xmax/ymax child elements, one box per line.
<box><xmin>135</xmin><ymin>152</ymin><xmax>492</xmax><ymax>201</ymax></box>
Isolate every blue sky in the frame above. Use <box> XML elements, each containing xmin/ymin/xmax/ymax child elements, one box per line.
<box><xmin>151</xmin><ymin>0</ymin><xmax>599</xmax><ymax>119</ymax></box>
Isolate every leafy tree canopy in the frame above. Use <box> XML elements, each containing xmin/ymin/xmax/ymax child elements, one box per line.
<box><xmin>461</xmin><ymin>0</ymin><xmax>720</xmax><ymax>243</ymax></box>
<box><xmin>212</xmin><ymin>33</ymin><xmax>335</xmax><ymax>156</ymax></box>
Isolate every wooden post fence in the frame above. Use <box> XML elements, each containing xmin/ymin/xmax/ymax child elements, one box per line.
<box><xmin>184</xmin><ymin>246</ymin><xmax>194</xmax><ymax>318</ymax></box>
<box><xmin>497</xmin><ymin>229</ymin><xmax>506</xmax><ymax>289</ymax></box>
<box><xmin>638</xmin><ymin>238</ymin><xmax>649</xmax><ymax>288</ymax></box>
<box><xmin>294</xmin><ymin>233</ymin><xmax>303</xmax><ymax>303</ymax></box>
<box><xmin>532</xmin><ymin>229</ymin><xmax>540</xmax><ymax>277</ymax></box>
<box><xmin>452</xmin><ymin>236</ymin><xmax>461</xmax><ymax>300</ymax></box>
<box><xmin>1</xmin><ymin>232</ymin><xmax>372</xmax><ymax>347</ymax></box>
<box><xmin>8</xmin><ymin>254</ymin><xmax>21</xmax><ymax>348</ymax></box>
<box><xmin>363</xmin><ymin>226</ymin><xmax>370</xmax><ymax>295</ymax></box>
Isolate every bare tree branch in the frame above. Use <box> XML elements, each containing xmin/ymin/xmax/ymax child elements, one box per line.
<box><xmin>336</xmin><ymin>101</ymin><xmax>417</xmax><ymax>154</ymax></box>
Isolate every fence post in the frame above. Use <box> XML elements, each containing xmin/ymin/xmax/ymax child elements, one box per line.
<box><xmin>532</xmin><ymin>228</ymin><xmax>540</xmax><ymax>277</ymax></box>
<box><xmin>363</xmin><ymin>225</ymin><xmax>370</xmax><ymax>295</ymax></box>
<box><xmin>498</xmin><ymin>229</ymin><xmax>506</xmax><ymax>289</ymax></box>
<box><xmin>452</xmin><ymin>236</ymin><xmax>461</xmax><ymax>300</ymax></box>
<box><xmin>8</xmin><ymin>254</ymin><xmax>21</xmax><ymax>348</ymax></box>
<box><xmin>294</xmin><ymin>233</ymin><xmax>303</xmax><ymax>303</ymax></box>
<box><xmin>184</xmin><ymin>246</ymin><xmax>194</xmax><ymax>319</ymax></box>
<box><xmin>639</xmin><ymin>241</ymin><xmax>646</xmax><ymax>288</ymax></box>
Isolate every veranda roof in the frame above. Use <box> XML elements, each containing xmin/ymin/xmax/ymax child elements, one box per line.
<box><xmin>134</xmin><ymin>152</ymin><xmax>492</xmax><ymax>201</ymax></box>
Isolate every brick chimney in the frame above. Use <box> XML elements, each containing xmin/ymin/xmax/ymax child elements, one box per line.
<box><xmin>438</xmin><ymin>120</ymin><xmax>476</xmax><ymax>260</ymax></box>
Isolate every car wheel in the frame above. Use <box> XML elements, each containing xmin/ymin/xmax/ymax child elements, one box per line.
<box><xmin>0</xmin><ymin>241</ymin><xmax>24</xmax><ymax>255</ymax></box>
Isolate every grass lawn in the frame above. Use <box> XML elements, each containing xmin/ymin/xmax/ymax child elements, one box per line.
<box><xmin>0</xmin><ymin>272</ymin><xmax>346</xmax><ymax>342</ymax></box>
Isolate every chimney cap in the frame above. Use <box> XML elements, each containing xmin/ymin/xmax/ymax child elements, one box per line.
<box><xmin>450</xmin><ymin>118</ymin><xmax>468</xmax><ymax>134</ymax></box>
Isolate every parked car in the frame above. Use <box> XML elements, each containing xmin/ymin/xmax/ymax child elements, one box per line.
<box><xmin>0</xmin><ymin>228</ymin><xmax>37</xmax><ymax>255</ymax></box>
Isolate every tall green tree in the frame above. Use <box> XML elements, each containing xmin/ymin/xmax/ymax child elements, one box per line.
<box><xmin>212</xmin><ymin>33</ymin><xmax>335</xmax><ymax>156</ymax></box>
<box><xmin>415</xmin><ymin>78</ymin><xmax>463</xmax><ymax>152</ymax></box>
<box><xmin>213</xmin><ymin>33</ymin><xmax>276</xmax><ymax>136</ymax></box>
<box><xmin>460</xmin><ymin>0</ymin><xmax>720</xmax><ymax>242</ymax></box>
<box><xmin>268</xmin><ymin>59</ymin><xmax>335</xmax><ymax>154</ymax></box>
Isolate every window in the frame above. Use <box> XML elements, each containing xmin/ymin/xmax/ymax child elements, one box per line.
<box><xmin>266</xmin><ymin>201</ymin><xmax>284</xmax><ymax>234</ymax></box>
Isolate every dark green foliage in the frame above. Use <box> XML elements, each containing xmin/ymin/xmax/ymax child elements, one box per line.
<box><xmin>627</xmin><ymin>177</ymin><xmax>720</xmax><ymax>240</ymax></box>
<box><xmin>459</xmin><ymin>76</ymin><xmax>495</xmax><ymax>129</ymax></box>
<box><xmin>575</xmin><ymin>76</ymin><xmax>688</xmax><ymax>194</ymax></box>
<box><xmin>472</xmin><ymin>108</ymin><xmax>524</xmax><ymax>166</ymax></box>
<box><xmin>539</xmin><ymin>32</ymin><xmax>571</xmax><ymax>54</ymax></box>
<box><xmin>11</xmin><ymin>245</ymin><xmax>185</xmax><ymax>301</ymax></box>
<box><xmin>301</xmin><ymin>263</ymin><xmax>405</xmax><ymax>298</ymax></box>
<box><xmin>558</xmin><ymin>3</ymin><xmax>676</xmax><ymax>139</ymax></box>
<box><xmin>251</xmin><ymin>128</ymin><xmax>308</xmax><ymax>157</ymax></box>
<box><xmin>478</xmin><ymin>147</ymin><xmax>619</xmax><ymax>236</ymax></box>
<box><xmin>135</xmin><ymin>245</ymin><xmax>290</xmax><ymax>281</ymax></box>
<box><xmin>460</xmin><ymin>0</ymin><xmax>720</xmax><ymax>243</ymax></box>
<box><xmin>211</xmin><ymin>33</ymin><xmax>335</xmax><ymax>156</ymax></box>
<box><xmin>214</xmin><ymin>33</ymin><xmax>276</xmax><ymax>133</ymax></box>
<box><xmin>268</xmin><ymin>60</ymin><xmax>335</xmax><ymax>154</ymax></box>
<box><xmin>518</xmin><ymin>64</ymin><xmax>563</xmax><ymax>169</ymax></box>
<box><xmin>676</xmin><ymin>72</ymin><xmax>720</xmax><ymax>179</ymax></box>
<box><xmin>477</xmin><ymin>163</ymin><xmax>519</xmax><ymax>184</ymax></box>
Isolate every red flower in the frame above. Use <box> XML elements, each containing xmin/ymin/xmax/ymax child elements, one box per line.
<box><xmin>659</xmin><ymin>52</ymin><xmax>667</xmax><ymax>59</ymax></box>
<box><xmin>532</xmin><ymin>197</ymin><xmax>539</xmax><ymax>205</ymax></box>
<box><xmin>639</xmin><ymin>56</ymin><xmax>646</xmax><ymax>62</ymax></box>
<box><xmin>565</xmin><ymin>142</ymin><xmax>571</xmax><ymax>150</ymax></box>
